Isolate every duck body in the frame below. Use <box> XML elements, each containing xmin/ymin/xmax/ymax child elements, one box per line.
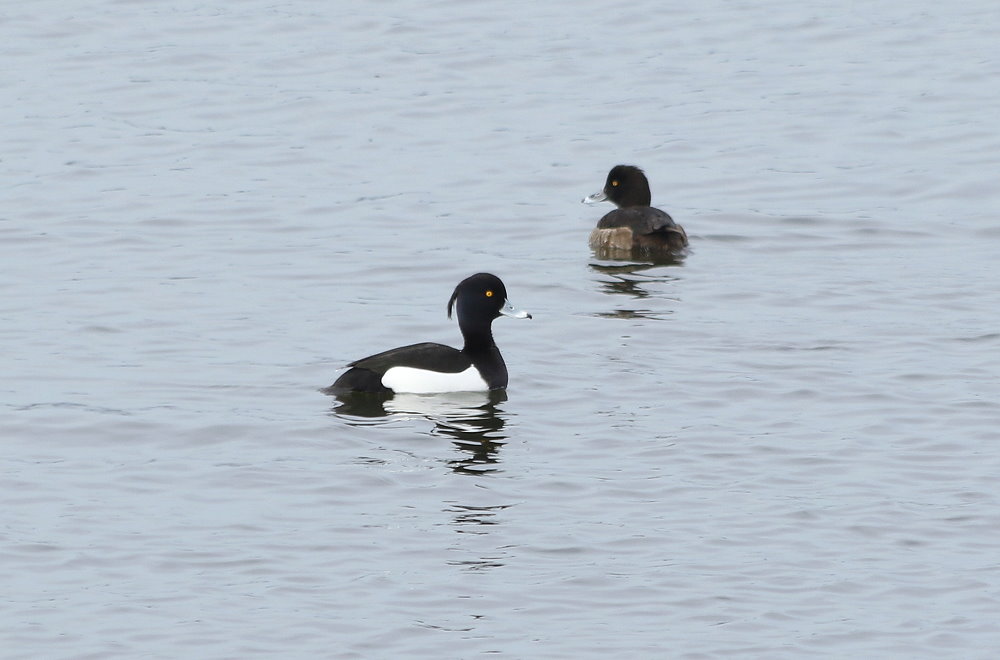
<box><xmin>326</xmin><ymin>273</ymin><xmax>529</xmax><ymax>395</ymax></box>
<box><xmin>591</xmin><ymin>206</ymin><xmax>688</xmax><ymax>253</ymax></box>
<box><xmin>583</xmin><ymin>165</ymin><xmax>688</xmax><ymax>256</ymax></box>
<box><xmin>331</xmin><ymin>342</ymin><xmax>503</xmax><ymax>394</ymax></box>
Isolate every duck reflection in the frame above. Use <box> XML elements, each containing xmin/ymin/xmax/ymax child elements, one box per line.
<box><xmin>591</xmin><ymin>244</ymin><xmax>687</xmax><ymax>267</ymax></box>
<box><xmin>443</xmin><ymin>503</ymin><xmax>511</xmax><ymax>571</ymax></box>
<box><xmin>330</xmin><ymin>390</ymin><xmax>508</xmax><ymax>474</ymax></box>
<box><xmin>590</xmin><ymin>260</ymin><xmax>682</xmax><ymax>320</ymax></box>
<box><xmin>447</xmin><ymin>502</ymin><xmax>509</xmax><ymax>529</ymax></box>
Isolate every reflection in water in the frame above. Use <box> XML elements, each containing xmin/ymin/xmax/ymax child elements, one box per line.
<box><xmin>444</xmin><ymin>503</ymin><xmax>512</xmax><ymax>571</ymax></box>
<box><xmin>590</xmin><ymin>261</ymin><xmax>683</xmax><ymax>320</ymax></box>
<box><xmin>331</xmin><ymin>390</ymin><xmax>514</xmax><ymax>570</ymax></box>
<box><xmin>591</xmin><ymin>244</ymin><xmax>687</xmax><ymax>267</ymax></box>
<box><xmin>329</xmin><ymin>389</ymin><xmax>509</xmax><ymax>474</ymax></box>
<box><xmin>447</xmin><ymin>503</ymin><xmax>509</xmax><ymax>529</ymax></box>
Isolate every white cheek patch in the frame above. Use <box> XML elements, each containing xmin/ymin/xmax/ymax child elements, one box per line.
<box><xmin>381</xmin><ymin>365</ymin><xmax>489</xmax><ymax>394</ymax></box>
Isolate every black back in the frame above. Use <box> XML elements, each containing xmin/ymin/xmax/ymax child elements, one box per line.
<box><xmin>325</xmin><ymin>342</ymin><xmax>472</xmax><ymax>394</ymax></box>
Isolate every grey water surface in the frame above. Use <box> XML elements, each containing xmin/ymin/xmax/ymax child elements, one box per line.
<box><xmin>3</xmin><ymin>0</ymin><xmax>1000</xmax><ymax>657</ymax></box>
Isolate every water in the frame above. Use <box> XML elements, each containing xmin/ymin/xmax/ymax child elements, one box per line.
<box><xmin>3</xmin><ymin>0</ymin><xmax>999</xmax><ymax>657</ymax></box>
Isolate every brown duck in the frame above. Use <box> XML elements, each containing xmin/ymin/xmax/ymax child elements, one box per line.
<box><xmin>582</xmin><ymin>165</ymin><xmax>688</xmax><ymax>256</ymax></box>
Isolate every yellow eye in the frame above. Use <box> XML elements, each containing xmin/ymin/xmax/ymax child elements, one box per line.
<box><xmin>611</xmin><ymin>180</ymin><xmax>619</xmax><ymax>187</ymax></box>
<box><xmin>485</xmin><ymin>290</ymin><xmax>494</xmax><ymax>297</ymax></box>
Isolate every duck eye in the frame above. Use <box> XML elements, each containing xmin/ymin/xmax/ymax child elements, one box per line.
<box><xmin>611</xmin><ymin>180</ymin><xmax>619</xmax><ymax>187</ymax></box>
<box><xmin>485</xmin><ymin>290</ymin><xmax>494</xmax><ymax>297</ymax></box>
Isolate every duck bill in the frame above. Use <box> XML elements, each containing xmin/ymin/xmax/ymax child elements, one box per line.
<box><xmin>581</xmin><ymin>190</ymin><xmax>608</xmax><ymax>205</ymax></box>
<box><xmin>500</xmin><ymin>299</ymin><xmax>532</xmax><ymax>320</ymax></box>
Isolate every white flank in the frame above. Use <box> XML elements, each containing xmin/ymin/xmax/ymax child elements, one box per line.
<box><xmin>381</xmin><ymin>365</ymin><xmax>489</xmax><ymax>394</ymax></box>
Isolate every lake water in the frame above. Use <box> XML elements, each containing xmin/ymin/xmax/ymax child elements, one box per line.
<box><xmin>3</xmin><ymin>0</ymin><xmax>1000</xmax><ymax>657</ymax></box>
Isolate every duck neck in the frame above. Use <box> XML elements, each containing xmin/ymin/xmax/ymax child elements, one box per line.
<box><xmin>460</xmin><ymin>323</ymin><xmax>507</xmax><ymax>389</ymax></box>
<box><xmin>460</xmin><ymin>324</ymin><xmax>497</xmax><ymax>357</ymax></box>
<box><xmin>625</xmin><ymin>188</ymin><xmax>651</xmax><ymax>207</ymax></box>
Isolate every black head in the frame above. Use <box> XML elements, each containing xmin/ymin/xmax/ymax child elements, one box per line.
<box><xmin>603</xmin><ymin>165</ymin><xmax>653</xmax><ymax>208</ymax></box>
<box><xmin>448</xmin><ymin>273</ymin><xmax>505</xmax><ymax>322</ymax></box>
<box><xmin>447</xmin><ymin>273</ymin><xmax>530</xmax><ymax>326</ymax></box>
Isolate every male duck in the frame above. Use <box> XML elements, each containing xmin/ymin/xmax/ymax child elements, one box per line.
<box><xmin>582</xmin><ymin>165</ymin><xmax>688</xmax><ymax>254</ymax></box>
<box><xmin>326</xmin><ymin>273</ymin><xmax>530</xmax><ymax>395</ymax></box>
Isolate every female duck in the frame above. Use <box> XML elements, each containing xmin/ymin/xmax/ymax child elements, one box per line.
<box><xmin>326</xmin><ymin>273</ymin><xmax>530</xmax><ymax>395</ymax></box>
<box><xmin>582</xmin><ymin>165</ymin><xmax>688</xmax><ymax>255</ymax></box>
